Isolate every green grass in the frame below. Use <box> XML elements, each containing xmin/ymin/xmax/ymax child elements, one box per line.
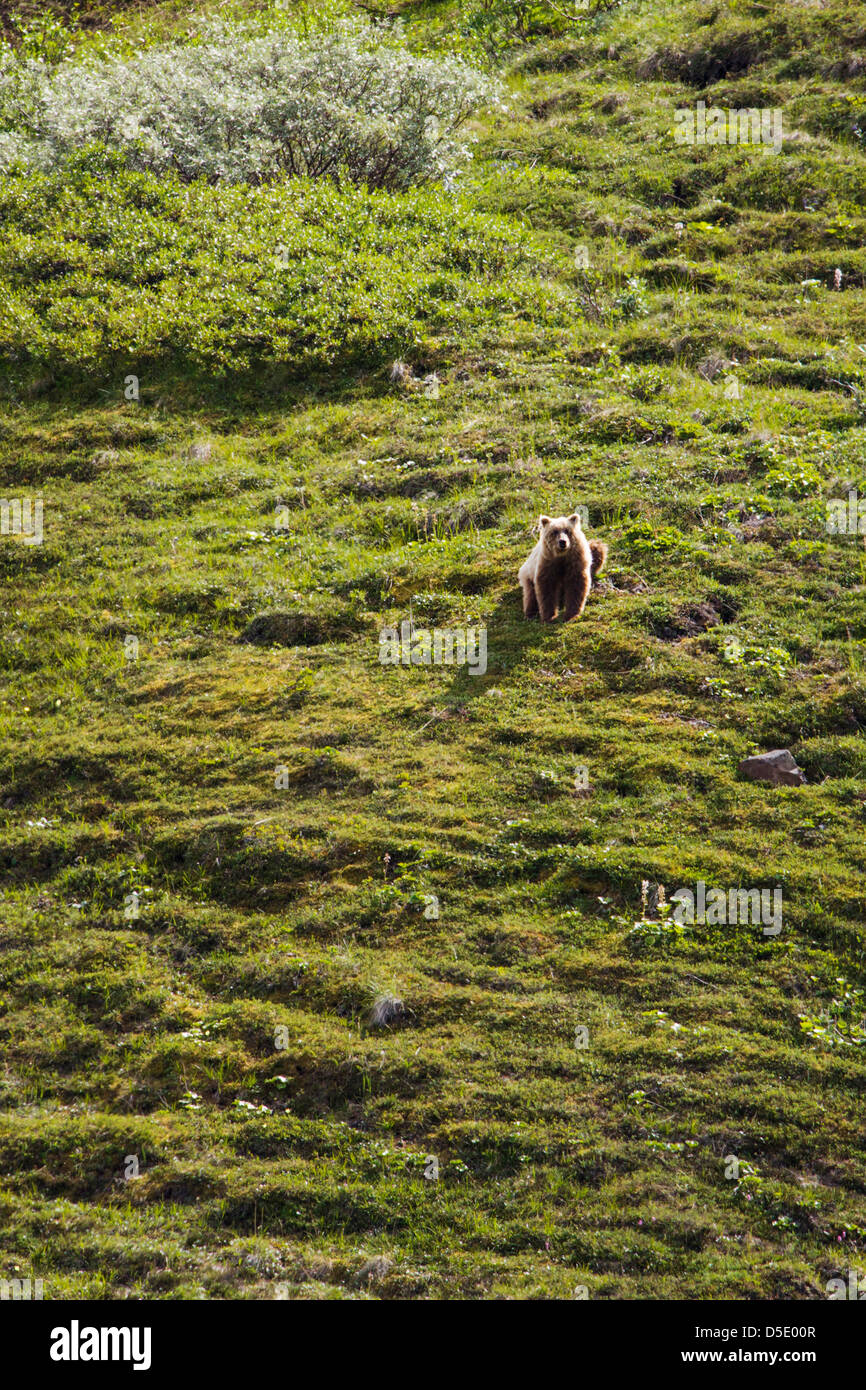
<box><xmin>0</xmin><ymin>159</ymin><xmax>555</xmax><ymax>383</ymax></box>
<box><xmin>0</xmin><ymin>0</ymin><xmax>865</xmax><ymax>1299</ymax></box>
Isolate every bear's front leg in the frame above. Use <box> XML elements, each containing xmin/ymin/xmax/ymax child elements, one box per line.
<box><xmin>562</xmin><ymin>570</ymin><xmax>590</xmax><ymax>621</ymax></box>
<box><xmin>536</xmin><ymin>587</ymin><xmax>557</xmax><ymax>623</ymax></box>
<box><xmin>521</xmin><ymin>577</ymin><xmax>539</xmax><ymax>618</ymax></box>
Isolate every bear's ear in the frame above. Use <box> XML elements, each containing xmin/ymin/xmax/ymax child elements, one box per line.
<box><xmin>568</xmin><ymin>512</ymin><xmax>583</xmax><ymax>528</ymax></box>
<box><xmin>538</xmin><ymin>514</ymin><xmax>551</xmax><ymax>530</ymax></box>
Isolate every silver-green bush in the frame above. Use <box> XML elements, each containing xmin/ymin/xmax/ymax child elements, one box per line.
<box><xmin>0</xmin><ymin>18</ymin><xmax>500</xmax><ymax>188</ymax></box>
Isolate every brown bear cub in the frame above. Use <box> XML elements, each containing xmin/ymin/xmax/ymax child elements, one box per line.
<box><xmin>519</xmin><ymin>512</ymin><xmax>607</xmax><ymax>621</ymax></box>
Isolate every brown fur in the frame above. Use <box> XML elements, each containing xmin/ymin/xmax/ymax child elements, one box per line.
<box><xmin>518</xmin><ymin>513</ymin><xmax>607</xmax><ymax>622</ymax></box>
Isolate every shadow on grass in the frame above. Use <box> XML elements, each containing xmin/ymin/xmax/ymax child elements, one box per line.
<box><xmin>443</xmin><ymin>589</ymin><xmax>594</xmax><ymax>706</ymax></box>
<box><xmin>0</xmin><ymin>360</ymin><xmax>399</xmax><ymax>423</ymax></box>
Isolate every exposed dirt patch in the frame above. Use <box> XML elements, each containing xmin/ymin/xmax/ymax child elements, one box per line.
<box><xmin>239</xmin><ymin>610</ymin><xmax>365</xmax><ymax>647</ymax></box>
<box><xmin>650</xmin><ymin>594</ymin><xmax>738</xmax><ymax>641</ymax></box>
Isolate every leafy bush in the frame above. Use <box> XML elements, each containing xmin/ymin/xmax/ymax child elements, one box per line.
<box><xmin>0</xmin><ymin>161</ymin><xmax>553</xmax><ymax>381</ymax></box>
<box><xmin>4</xmin><ymin>8</ymin><xmax>78</xmax><ymax>64</ymax></box>
<box><xmin>0</xmin><ymin>17</ymin><xmax>499</xmax><ymax>188</ymax></box>
<box><xmin>618</xmin><ymin>364</ymin><xmax>670</xmax><ymax>402</ymax></box>
<box><xmin>764</xmin><ymin>460</ymin><xmax>823</xmax><ymax>497</ymax></box>
<box><xmin>792</xmin><ymin>94</ymin><xmax>866</xmax><ymax>146</ymax></box>
<box><xmin>798</xmin><ymin>980</ymin><xmax>866</xmax><ymax>1048</ymax></box>
<box><xmin>612</xmin><ymin>275</ymin><xmax>650</xmax><ymax>320</ymax></box>
<box><xmin>458</xmin><ymin>0</ymin><xmax>620</xmax><ymax>59</ymax></box>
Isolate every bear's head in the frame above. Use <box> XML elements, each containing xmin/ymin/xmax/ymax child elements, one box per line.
<box><xmin>538</xmin><ymin>512</ymin><xmax>583</xmax><ymax>556</ymax></box>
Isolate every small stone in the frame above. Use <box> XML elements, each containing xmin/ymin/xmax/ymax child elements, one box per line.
<box><xmin>354</xmin><ymin>1256</ymin><xmax>393</xmax><ymax>1286</ymax></box>
<box><xmin>738</xmin><ymin>749</ymin><xmax>806</xmax><ymax>787</ymax></box>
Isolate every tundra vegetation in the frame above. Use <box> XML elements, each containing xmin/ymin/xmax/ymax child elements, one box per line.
<box><xmin>0</xmin><ymin>0</ymin><xmax>864</xmax><ymax>1299</ymax></box>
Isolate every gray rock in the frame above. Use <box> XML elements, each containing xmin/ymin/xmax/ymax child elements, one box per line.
<box><xmin>738</xmin><ymin>749</ymin><xmax>806</xmax><ymax>787</ymax></box>
<box><xmin>353</xmin><ymin>1256</ymin><xmax>393</xmax><ymax>1287</ymax></box>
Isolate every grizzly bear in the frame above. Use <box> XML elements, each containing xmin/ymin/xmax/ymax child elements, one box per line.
<box><xmin>518</xmin><ymin>512</ymin><xmax>607</xmax><ymax>621</ymax></box>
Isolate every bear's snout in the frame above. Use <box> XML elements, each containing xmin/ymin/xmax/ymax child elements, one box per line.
<box><xmin>555</xmin><ymin>532</ymin><xmax>570</xmax><ymax>551</ymax></box>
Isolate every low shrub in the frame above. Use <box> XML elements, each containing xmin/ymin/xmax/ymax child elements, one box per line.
<box><xmin>0</xmin><ymin>162</ymin><xmax>552</xmax><ymax>381</ymax></box>
<box><xmin>0</xmin><ymin>17</ymin><xmax>499</xmax><ymax>188</ymax></box>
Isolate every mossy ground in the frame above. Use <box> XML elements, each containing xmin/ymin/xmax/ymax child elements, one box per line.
<box><xmin>0</xmin><ymin>0</ymin><xmax>865</xmax><ymax>1299</ymax></box>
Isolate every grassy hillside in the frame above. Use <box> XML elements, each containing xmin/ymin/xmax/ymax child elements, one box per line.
<box><xmin>0</xmin><ymin>0</ymin><xmax>865</xmax><ymax>1300</ymax></box>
